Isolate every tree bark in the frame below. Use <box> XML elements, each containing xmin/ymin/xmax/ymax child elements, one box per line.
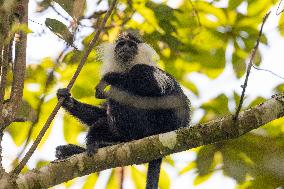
<box><xmin>6</xmin><ymin>94</ymin><xmax>283</xmax><ymax>189</ymax></box>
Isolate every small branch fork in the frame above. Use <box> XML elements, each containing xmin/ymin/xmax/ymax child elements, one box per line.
<box><xmin>233</xmin><ymin>12</ymin><xmax>271</xmax><ymax>121</ymax></box>
<box><xmin>12</xmin><ymin>0</ymin><xmax>118</xmax><ymax>176</ymax></box>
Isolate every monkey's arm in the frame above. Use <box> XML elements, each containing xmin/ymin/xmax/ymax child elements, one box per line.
<box><xmin>95</xmin><ymin>72</ymin><xmax>128</xmax><ymax>99</ymax></box>
<box><xmin>57</xmin><ymin>88</ymin><xmax>106</xmax><ymax>126</ymax></box>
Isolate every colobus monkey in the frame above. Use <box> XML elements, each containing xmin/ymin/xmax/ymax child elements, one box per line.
<box><xmin>56</xmin><ymin>32</ymin><xmax>191</xmax><ymax>189</ymax></box>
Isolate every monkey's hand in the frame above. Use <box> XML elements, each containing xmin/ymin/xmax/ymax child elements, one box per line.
<box><xmin>57</xmin><ymin>88</ymin><xmax>71</xmax><ymax>100</ymax></box>
<box><xmin>57</xmin><ymin>88</ymin><xmax>74</xmax><ymax>107</ymax></box>
<box><xmin>95</xmin><ymin>80</ymin><xmax>108</xmax><ymax>99</ymax></box>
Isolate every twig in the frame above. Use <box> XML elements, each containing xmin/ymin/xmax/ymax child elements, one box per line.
<box><xmin>277</xmin><ymin>0</ymin><xmax>284</xmax><ymax>15</ymax></box>
<box><xmin>84</xmin><ymin>10</ymin><xmax>107</xmax><ymax>19</ymax></box>
<box><xmin>13</xmin><ymin>47</ymin><xmax>68</xmax><ymax>164</ymax></box>
<box><xmin>189</xmin><ymin>0</ymin><xmax>202</xmax><ymax>27</ymax></box>
<box><xmin>234</xmin><ymin>12</ymin><xmax>271</xmax><ymax>121</ymax></box>
<box><xmin>12</xmin><ymin>0</ymin><xmax>118</xmax><ymax>175</ymax></box>
<box><xmin>252</xmin><ymin>64</ymin><xmax>284</xmax><ymax>80</ymax></box>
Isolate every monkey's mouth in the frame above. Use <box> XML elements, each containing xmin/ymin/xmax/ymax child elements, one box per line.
<box><xmin>115</xmin><ymin>48</ymin><xmax>136</xmax><ymax>62</ymax></box>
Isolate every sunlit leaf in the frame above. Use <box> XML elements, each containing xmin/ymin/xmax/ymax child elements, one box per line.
<box><xmin>279</xmin><ymin>13</ymin><xmax>284</xmax><ymax>36</ymax></box>
<box><xmin>106</xmin><ymin>169</ymin><xmax>121</xmax><ymax>189</ymax></box>
<box><xmin>274</xmin><ymin>83</ymin><xmax>284</xmax><ymax>93</ymax></box>
<box><xmin>200</xmin><ymin>94</ymin><xmax>230</xmax><ymax>122</ymax></box>
<box><xmin>7</xmin><ymin>122</ymin><xmax>31</xmax><ymax>146</ymax></box>
<box><xmin>131</xmin><ymin>166</ymin><xmax>146</xmax><ymax>189</ymax></box>
<box><xmin>36</xmin><ymin>160</ymin><xmax>49</xmax><ymax>169</ymax></box>
<box><xmin>181</xmin><ymin>79</ymin><xmax>199</xmax><ymax>96</ymax></box>
<box><xmin>228</xmin><ymin>0</ymin><xmax>243</xmax><ymax>9</ymax></box>
<box><xmin>248</xmin><ymin>96</ymin><xmax>266</xmax><ymax>107</ymax></box>
<box><xmin>82</xmin><ymin>173</ymin><xmax>98</xmax><ymax>189</ymax></box>
<box><xmin>63</xmin><ymin>114</ymin><xmax>86</xmax><ymax>144</ymax></box>
<box><xmin>179</xmin><ymin>162</ymin><xmax>196</xmax><ymax>175</ymax></box>
<box><xmin>159</xmin><ymin>168</ymin><xmax>170</xmax><ymax>189</ymax></box>
<box><xmin>193</xmin><ymin>173</ymin><xmax>213</xmax><ymax>186</ymax></box>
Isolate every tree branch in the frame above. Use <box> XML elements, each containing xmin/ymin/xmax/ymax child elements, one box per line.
<box><xmin>12</xmin><ymin>0</ymin><xmax>118</xmax><ymax>175</ymax></box>
<box><xmin>7</xmin><ymin>0</ymin><xmax>29</xmax><ymax>125</ymax></box>
<box><xmin>15</xmin><ymin>94</ymin><xmax>284</xmax><ymax>189</ymax></box>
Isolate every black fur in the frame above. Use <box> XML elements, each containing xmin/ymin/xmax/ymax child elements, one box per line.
<box><xmin>146</xmin><ymin>159</ymin><xmax>162</xmax><ymax>189</ymax></box>
<box><xmin>56</xmin><ymin>33</ymin><xmax>190</xmax><ymax>189</ymax></box>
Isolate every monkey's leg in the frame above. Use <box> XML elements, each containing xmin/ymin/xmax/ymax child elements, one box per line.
<box><xmin>55</xmin><ymin>118</ymin><xmax>120</xmax><ymax>159</ymax></box>
<box><xmin>57</xmin><ymin>88</ymin><xmax>107</xmax><ymax>125</ymax></box>
<box><xmin>55</xmin><ymin>144</ymin><xmax>86</xmax><ymax>159</ymax></box>
<box><xmin>86</xmin><ymin>117</ymin><xmax>122</xmax><ymax>156</ymax></box>
<box><xmin>146</xmin><ymin>159</ymin><xmax>162</xmax><ymax>189</ymax></box>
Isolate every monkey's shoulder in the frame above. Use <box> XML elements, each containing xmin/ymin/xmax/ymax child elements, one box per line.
<box><xmin>125</xmin><ymin>64</ymin><xmax>181</xmax><ymax>96</ymax></box>
<box><xmin>129</xmin><ymin>64</ymin><xmax>176</xmax><ymax>82</ymax></box>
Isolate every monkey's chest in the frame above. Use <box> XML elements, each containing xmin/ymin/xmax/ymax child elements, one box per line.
<box><xmin>106</xmin><ymin>100</ymin><xmax>180</xmax><ymax>140</ymax></box>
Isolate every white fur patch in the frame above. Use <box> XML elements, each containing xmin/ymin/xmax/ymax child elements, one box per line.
<box><xmin>98</xmin><ymin>42</ymin><xmax>159</xmax><ymax>76</ymax></box>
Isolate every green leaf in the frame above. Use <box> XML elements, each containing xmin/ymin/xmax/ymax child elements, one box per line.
<box><xmin>82</xmin><ymin>173</ymin><xmax>98</xmax><ymax>189</ymax></box>
<box><xmin>159</xmin><ymin>168</ymin><xmax>170</xmax><ymax>189</ymax></box>
<box><xmin>228</xmin><ymin>0</ymin><xmax>244</xmax><ymax>9</ymax></box>
<box><xmin>106</xmin><ymin>169</ymin><xmax>120</xmax><ymax>189</ymax></box>
<box><xmin>233</xmin><ymin>91</ymin><xmax>241</xmax><ymax>108</ymax></box>
<box><xmin>253</xmin><ymin>49</ymin><xmax>261</xmax><ymax>66</ymax></box>
<box><xmin>196</xmin><ymin>145</ymin><xmax>216</xmax><ymax>176</ymax></box>
<box><xmin>45</xmin><ymin>18</ymin><xmax>73</xmax><ymax>44</ymax></box>
<box><xmin>200</xmin><ymin>94</ymin><xmax>230</xmax><ymax>121</ymax></box>
<box><xmin>279</xmin><ymin>13</ymin><xmax>284</xmax><ymax>36</ymax></box>
<box><xmin>36</xmin><ymin>160</ymin><xmax>49</xmax><ymax>169</ymax></box>
<box><xmin>179</xmin><ymin>162</ymin><xmax>196</xmax><ymax>175</ymax></box>
<box><xmin>7</xmin><ymin>122</ymin><xmax>31</xmax><ymax>146</ymax></box>
<box><xmin>11</xmin><ymin>23</ymin><xmax>33</xmax><ymax>34</ymax></box>
<box><xmin>232</xmin><ymin>51</ymin><xmax>246</xmax><ymax>78</ymax></box>
<box><xmin>247</xmin><ymin>0</ymin><xmax>274</xmax><ymax>16</ymax></box>
<box><xmin>63</xmin><ymin>114</ymin><xmax>86</xmax><ymax>144</ymax></box>
<box><xmin>16</xmin><ymin>100</ymin><xmax>37</xmax><ymax>122</ymax></box>
<box><xmin>193</xmin><ymin>173</ymin><xmax>213</xmax><ymax>186</ymax></box>
<box><xmin>54</xmin><ymin>0</ymin><xmax>73</xmax><ymax>16</ymax></box>
<box><xmin>248</xmin><ymin>96</ymin><xmax>266</xmax><ymax>107</ymax></box>
<box><xmin>222</xmin><ymin>148</ymin><xmax>248</xmax><ymax>183</ymax></box>
<box><xmin>274</xmin><ymin>83</ymin><xmax>284</xmax><ymax>93</ymax></box>
<box><xmin>131</xmin><ymin>166</ymin><xmax>146</xmax><ymax>189</ymax></box>
<box><xmin>181</xmin><ymin>79</ymin><xmax>199</xmax><ymax>96</ymax></box>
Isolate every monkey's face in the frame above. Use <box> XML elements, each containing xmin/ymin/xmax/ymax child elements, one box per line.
<box><xmin>114</xmin><ymin>35</ymin><xmax>140</xmax><ymax>65</ymax></box>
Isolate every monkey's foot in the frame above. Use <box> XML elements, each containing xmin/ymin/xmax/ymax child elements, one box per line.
<box><xmin>86</xmin><ymin>143</ymin><xmax>99</xmax><ymax>157</ymax></box>
<box><xmin>55</xmin><ymin>144</ymin><xmax>85</xmax><ymax>159</ymax></box>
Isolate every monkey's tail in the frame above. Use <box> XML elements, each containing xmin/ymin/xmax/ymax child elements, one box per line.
<box><xmin>146</xmin><ymin>158</ymin><xmax>162</xmax><ymax>189</ymax></box>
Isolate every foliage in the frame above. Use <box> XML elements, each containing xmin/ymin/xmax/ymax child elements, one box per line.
<box><xmin>2</xmin><ymin>0</ymin><xmax>284</xmax><ymax>188</ymax></box>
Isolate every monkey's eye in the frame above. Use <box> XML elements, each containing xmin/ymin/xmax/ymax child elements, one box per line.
<box><xmin>116</xmin><ymin>41</ymin><xmax>125</xmax><ymax>47</ymax></box>
<box><xmin>128</xmin><ymin>41</ymin><xmax>137</xmax><ymax>48</ymax></box>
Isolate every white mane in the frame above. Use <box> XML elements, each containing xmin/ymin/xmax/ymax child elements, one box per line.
<box><xmin>97</xmin><ymin>42</ymin><xmax>160</xmax><ymax>76</ymax></box>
